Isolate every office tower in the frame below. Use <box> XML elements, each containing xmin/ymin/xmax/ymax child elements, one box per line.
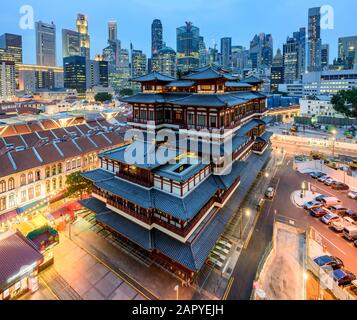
<box><xmin>86</xmin><ymin>56</ymin><xmax>109</xmax><ymax>89</ymax></box>
<box><xmin>208</xmin><ymin>46</ymin><xmax>220</xmax><ymax>66</ymax></box>
<box><xmin>0</xmin><ymin>60</ymin><xmax>16</xmax><ymax>101</ymax></box>
<box><xmin>308</xmin><ymin>7</ymin><xmax>322</xmax><ymax>71</ymax></box>
<box><xmin>338</xmin><ymin>36</ymin><xmax>357</xmax><ymax>69</ymax></box>
<box><xmin>250</xmin><ymin>33</ymin><xmax>273</xmax><ymax>70</ymax></box>
<box><xmin>155</xmin><ymin>46</ymin><xmax>176</xmax><ymax>78</ymax></box>
<box><xmin>270</xmin><ymin>49</ymin><xmax>284</xmax><ymax>91</ymax></box>
<box><xmin>231</xmin><ymin>46</ymin><xmax>248</xmax><ymax>73</ymax></box>
<box><xmin>36</xmin><ymin>21</ymin><xmax>56</xmax><ymax>66</ymax></box>
<box><xmin>176</xmin><ymin>22</ymin><xmax>200</xmax><ymax>72</ymax></box>
<box><xmin>221</xmin><ymin>37</ymin><xmax>232</xmax><ymax>69</ymax></box>
<box><xmin>198</xmin><ymin>36</ymin><xmax>208</xmax><ymax>68</ymax></box>
<box><xmin>76</xmin><ymin>14</ymin><xmax>90</xmax><ymax>60</ymax></box>
<box><xmin>18</xmin><ymin>64</ymin><xmax>64</xmax><ymax>94</ymax></box>
<box><xmin>283</xmin><ymin>28</ymin><xmax>306</xmax><ymax>84</ymax></box>
<box><xmin>293</xmin><ymin>27</ymin><xmax>306</xmax><ymax>75</ymax></box>
<box><xmin>62</xmin><ymin>29</ymin><xmax>81</xmax><ymax>58</ymax></box>
<box><xmin>131</xmin><ymin>49</ymin><xmax>147</xmax><ymax>78</ymax></box>
<box><xmin>63</xmin><ymin>55</ymin><xmax>87</xmax><ymax>96</ymax></box>
<box><xmin>321</xmin><ymin>44</ymin><xmax>329</xmax><ymax>69</ymax></box>
<box><xmin>108</xmin><ymin>21</ymin><xmax>118</xmax><ymax>42</ymax></box>
<box><xmin>0</xmin><ymin>33</ymin><xmax>23</xmax><ymax>88</ymax></box>
<box><xmin>151</xmin><ymin>19</ymin><xmax>163</xmax><ymax>58</ymax></box>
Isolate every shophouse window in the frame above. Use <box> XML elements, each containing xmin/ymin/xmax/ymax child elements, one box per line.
<box><xmin>57</xmin><ymin>163</ymin><xmax>62</xmax><ymax>174</ymax></box>
<box><xmin>0</xmin><ymin>180</ymin><xmax>6</xmax><ymax>193</ymax></box>
<box><xmin>35</xmin><ymin>184</ymin><xmax>41</xmax><ymax>197</ymax></box>
<box><xmin>59</xmin><ymin>176</ymin><xmax>63</xmax><ymax>189</ymax></box>
<box><xmin>28</xmin><ymin>187</ymin><xmax>34</xmax><ymax>200</ymax></box>
<box><xmin>52</xmin><ymin>178</ymin><xmax>57</xmax><ymax>191</ymax></box>
<box><xmin>66</xmin><ymin>161</ymin><xmax>71</xmax><ymax>171</ymax></box>
<box><xmin>35</xmin><ymin>171</ymin><xmax>41</xmax><ymax>181</ymax></box>
<box><xmin>46</xmin><ymin>180</ymin><xmax>51</xmax><ymax>193</ymax></box>
<box><xmin>8</xmin><ymin>194</ymin><xmax>15</xmax><ymax>208</ymax></box>
<box><xmin>45</xmin><ymin>167</ymin><xmax>50</xmax><ymax>178</ymax></box>
<box><xmin>77</xmin><ymin>158</ymin><xmax>81</xmax><ymax>167</ymax></box>
<box><xmin>21</xmin><ymin>190</ymin><xmax>26</xmax><ymax>203</ymax></box>
<box><xmin>28</xmin><ymin>172</ymin><xmax>34</xmax><ymax>184</ymax></box>
<box><xmin>8</xmin><ymin>178</ymin><xmax>15</xmax><ymax>190</ymax></box>
<box><xmin>20</xmin><ymin>174</ymin><xmax>26</xmax><ymax>186</ymax></box>
<box><xmin>0</xmin><ymin>197</ymin><xmax>6</xmax><ymax>211</ymax></box>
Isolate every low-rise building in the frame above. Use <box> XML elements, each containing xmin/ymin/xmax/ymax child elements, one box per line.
<box><xmin>300</xmin><ymin>95</ymin><xmax>343</xmax><ymax>117</ymax></box>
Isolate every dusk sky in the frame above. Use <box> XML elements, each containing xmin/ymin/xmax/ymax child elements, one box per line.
<box><xmin>0</xmin><ymin>0</ymin><xmax>356</xmax><ymax>66</ymax></box>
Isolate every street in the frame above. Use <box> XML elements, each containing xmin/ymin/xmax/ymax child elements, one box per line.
<box><xmin>227</xmin><ymin>152</ymin><xmax>357</xmax><ymax>299</ymax></box>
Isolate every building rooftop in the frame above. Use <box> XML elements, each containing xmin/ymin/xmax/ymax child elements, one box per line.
<box><xmin>182</xmin><ymin>67</ymin><xmax>238</xmax><ymax>81</ymax></box>
<box><xmin>131</xmin><ymin>72</ymin><xmax>175</xmax><ymax>83</ymax></box>
<box><xmin>0</xmin><ymin>231</ymin><xmax>43</xmax><ymax>285</ymax></box>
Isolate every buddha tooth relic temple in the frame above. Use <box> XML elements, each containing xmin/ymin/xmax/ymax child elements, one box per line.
<box><xmin>81</xmin><ymin>66</ymin><xmax>273</xmax><ymax>284</ymax></box>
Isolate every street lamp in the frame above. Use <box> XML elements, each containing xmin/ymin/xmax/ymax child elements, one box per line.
<box><xmin>331</xmin><ymin>129</ymin><xmax>337</xmax><ymax>158</ymax></box>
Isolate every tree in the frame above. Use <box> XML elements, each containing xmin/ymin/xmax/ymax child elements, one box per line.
<box><xmin>94</xmin><ymin>92</ymin><xmax>113</xmax><ymax>103</ymax></box>
<box><xmin>119</xmin><ymin>88</ymin><xmax>134</xmax><ymax>96</ymax></box>
<box><xmin>65</xmin><ymin>172</ymin><xmax>93</xmax><ymax>200</ymax></box>
<box><xmin>331</xmin><ymin>88</ymin><xmax>357</xmax><ymax>118</ymax></box>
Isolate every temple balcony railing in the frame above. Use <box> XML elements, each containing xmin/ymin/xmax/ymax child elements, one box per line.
<box><xmin>116</xmin><ymin>171</ymin><xmax>153</xmax><ymax>188</ymax></box>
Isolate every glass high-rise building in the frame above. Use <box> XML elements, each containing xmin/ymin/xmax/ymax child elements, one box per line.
<box><xmin>176</xmin><ymin>22</ymin><xmax>200</xmax><ymax>72</ymax></box>
<box><xmin>108</xmin><ymin>21</ymin><xmax>118</xmax><ymax>42</ymax></box>
<box><xmin>321</xmin><ymin>44</ymin><xmax>329</xmax><ymax>69</ymax></box>
<box><xmin>131</xmin><ymin>49</ymin><xmax>147</xmax><ymax>78</ymax></box>
<box><xmin>36</xmin><ymin>21</ymin><xmax>56</xmax><ymax>66</ymax></box>
<box><xmin>151</xmin><ymin>19</ymin><xmax>163</xmax><ymax>58</ymax></box>
<box><xmin>76</xmin><ymin>14</ymin><xmax>90</xmax><ymax>60</ymax></box>
<box><xmin>62</xmin><ymin>29</ymin><xmax>81</xmax><ymax>59</ymax></box>
<box><xmin>0</xmin><ymin>60</ymin><xmax>16</xmax><ymax>101</ymax></box>
<box><xmin>0</xmin><ymin>33</ymin><xmax>23</xmax><ymax>89</ymax></box>
<box><xmin>221</xmin><ymin>37</ymin><xmax>232</xmax><ymax>70</ymax></box>
<box><xmin>249</xmin><ymin>33</ymin><xmax>273</xmax><ymax>70</ymax></box>
<box><xmin>338</xmin><ymin>36</ymin><xmax>357</xmax><ymax>69</ymax></box>
<box><xmin>308</xmin><ymin>7</ymin><xmax>322</xmax><ymax>71</ymax></box>
<box><xmin>63</xmin><ymin>55</ymin><xmax>87</xmax><ymax>96</ymax></box>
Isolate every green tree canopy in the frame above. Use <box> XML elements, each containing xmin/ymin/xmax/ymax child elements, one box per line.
<box><xmin>119</xmin><ymin>88</ymin><xmax>134</xmax><ymax>96</ymax></box>
<box><xmin>65</xmin><ymin>172</ymin><xmax>93</xmax><ymax>200</ymax></box>
<box><xmin>331</xmin><ymin>88</ymin><xmax>357</xmax><ymax>118</ymax></box>
<box><xmin>94</xmin><ymin>92</ymin><xmax>113</xmax><ymax>103</ymax></box>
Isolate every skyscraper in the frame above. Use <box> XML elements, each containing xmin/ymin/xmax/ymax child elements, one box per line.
<box><xmin>131</xmin><ymin>48</ymin><xmax>147</xmax><ymax>78</ymax></box>
<box><xmin>0</xmin><ymin>60</ymin><xmax>15</xmax><ymax>101</ymax></box>
<box><xmin>86</xmin><ymin>56</ymin><xmax>108</xmax><ymax>89</ymax></box>
<box><xmin>270</xmin><ymin>49</ymin><xmax>284</xmax><ymax>91</ymax></box>
<box><xmin>198</xmin><ymin>36</ymin><xmax>208</xmax><ymax>68</ymax></box>
<box><xmin>283</xmin><ymin>36</ymin><xmax>300</xmax><ymax>84</ymax></box>
<box><xmin>151</xmin><ymin>19</ymin><xmax>163</xmax><ymax>58</ymax></box>
<box><xmin>176</xmin><ymin>22</ymin><xmax>200</xmax><ymax>72</ymax></box>
<box><xmin>63</xmin><ymin>55</ymin><xmax>87</xmax><ymax>96</ymax></box>
<box><xmin>156</xmin><ymin>46</ymin><xmax>176</xmax><ymax>78</ymax></box>
<box><xmin>308</xmin><ymin>7</ymin><xmax>322</xmax><ymax>71</ymax></box>
<box><xmin>321</xmin><ymin>44</ymin><xmax>329</xmax><ymax>69</ymax></box>
<box><xmin>108</xmin><ymin>21</ymin><xmax>118</xmax><ymax>42</ymax></box>
<box><xmin>76</xmin><ymin>14</ymin><xmax>90</xmax><ymax>60</ymax></box>
<box><xmin>0</xmin><ymin>33</ymin><xmax>22</xmax><ymax>88</ymax></box>
<box><xmin>221</xmin><ymin>37</ymin><xmax>232</xmax><ymax>70</ymax></box>
<box><xmin>338</xmin><ymin>36</ymin><xmax>357</xmax><ymax>69</ymax></box>
<box><xmin>36</xmin><ymin>21</ymin><xmax>56</xmax><ymax>66</ymax></box>
<box><xmin>250</xmin><ymin>33</ymin><xmax>273</xmax><ymax>70</ymax></box>
<box><xmin>293</xmin><ymin>27</ymin><xmax>306</xmax><ymax>75</ymax></box>
<box><xmin>62</xmin><ymin>29</ymin><xmax>81</xmax><ymax>58</ymax></box>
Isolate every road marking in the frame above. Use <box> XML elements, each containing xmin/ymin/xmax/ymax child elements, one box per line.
<box><xmin>222</xmin><ymin>277</ymin><xmax>234</xmax><ymax>300</ymax></box>
<box><xmin>310</xmin><ymin>226</ymin><xmax>347</xmax><ymax>256</ymax></box>
<box><xmin>39</xmin><ymin>276</ymin><xmax>61</xmax><ymax>300</ymax></box>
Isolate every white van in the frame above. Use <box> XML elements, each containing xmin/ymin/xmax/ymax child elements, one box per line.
<box><xmin>321</xmin><ymin>197</ymin><xmax>342</xmax><ymax>207</ymax></box>
<box><xmin>343</xmin><ymin>226</ymin><xmax>357</xmax><ymax>241</ymax></box>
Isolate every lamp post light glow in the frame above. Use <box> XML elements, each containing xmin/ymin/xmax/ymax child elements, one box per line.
<box><xmin>331</xmin><ymin>129</ymin><xmax>337</xmax><ymax>158</ymax></box>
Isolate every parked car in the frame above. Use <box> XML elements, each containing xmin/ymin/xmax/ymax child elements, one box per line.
<box><xmin>332</xmin><ymin>269</ymin><xmax>356</xmax><ymax>287</ymax></box>
<box><xmin>348</xmin><ymin>191</ymin><xmax>357</xmax><ymax>200</ymax></box>
<box><xmin>343</xmin><ymin>226</ymin><xmax>357</xmax><ymax>241</ymax></box>
<box><xmin>321</xmin><ymin>213</ymin><xmax>340</xmax><ymax>225</ymax></box>
<box><xmin>328</xmin><ymin>205</ymin><xmax>348</xmax><ymax>215</ymax></box>
<box><xmin>310</xmin><ymin>207</ymin><xmax>331</xmax><ymax>218</ymax></box>
<box><xmin>313</xmin><ymin>255</ymin><xmax>344</xmax><ymax>270</ymax></box>
<box><xmin>344</xmin><ymin>209</ymin><xmax>357</xmax><ymax>219</ymax></box>
<box><xmin>324</xmin><ymin>178</ymin><xmax>337</xmax><ymax>186</ymax></box>
<box><xmin>331</xmin><ymin>217</ymin><xmax>356</xmax><ymax>232</ymax></box>
<box><xmin>318</xmin><ymin>175</ymin><xmax>330</xmax><ymax>183</ymax></box>
<box><xmin>265</xmin><ymin>187</ymin><xmax>275</xmax><ymax>199</ymax></box>
<box><xmin>315</xmin><ymin>194</ymin><xmax>328</xmax><ymax>202</ymax></box>
<box><xmin>354</xmin><ymin>240</ymin><xmax>357</xmax><ymax>248</ymax></box>
<box><xmin>310</xmin><ymin>171</ymin><xmax>325</xmax><ymax>179</ymax></box>
<box><xmin>331</xmin><ymin>182</ymin><xmax>350</xmax><ymax>191</ymax></box>
<box><xmin>320</xmin><ymin>197</ymin><xmax>342</xmax><ymax>207</ymax></box>
<box><xmin>303</xmin><ymin>200</ymin><xmax>323</xmax><ymax>210</ymax></box>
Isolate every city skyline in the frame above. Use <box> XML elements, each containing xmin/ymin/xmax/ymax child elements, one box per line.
<box><xmin>0</xmin><ymin>0</ymin><xmax>356</xmax><ymax>66</ymax></box>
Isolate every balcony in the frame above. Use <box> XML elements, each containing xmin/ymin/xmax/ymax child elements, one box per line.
<box><xmin>116</xmin><ymin>171</ymin><xmax>153</xmax><ymax>188</ymax></box>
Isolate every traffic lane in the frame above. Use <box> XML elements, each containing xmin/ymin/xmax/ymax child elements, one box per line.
<box><xmin>274</xmin><ymin>160</ymin><xmax>357</xmax><ymax>275</ymax></box>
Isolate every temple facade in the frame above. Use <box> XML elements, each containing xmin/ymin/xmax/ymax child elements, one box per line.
<box><xmin>81</xmin><ymin>66</ymin><xmax>273</xmax><ymax>284</ymax></box>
